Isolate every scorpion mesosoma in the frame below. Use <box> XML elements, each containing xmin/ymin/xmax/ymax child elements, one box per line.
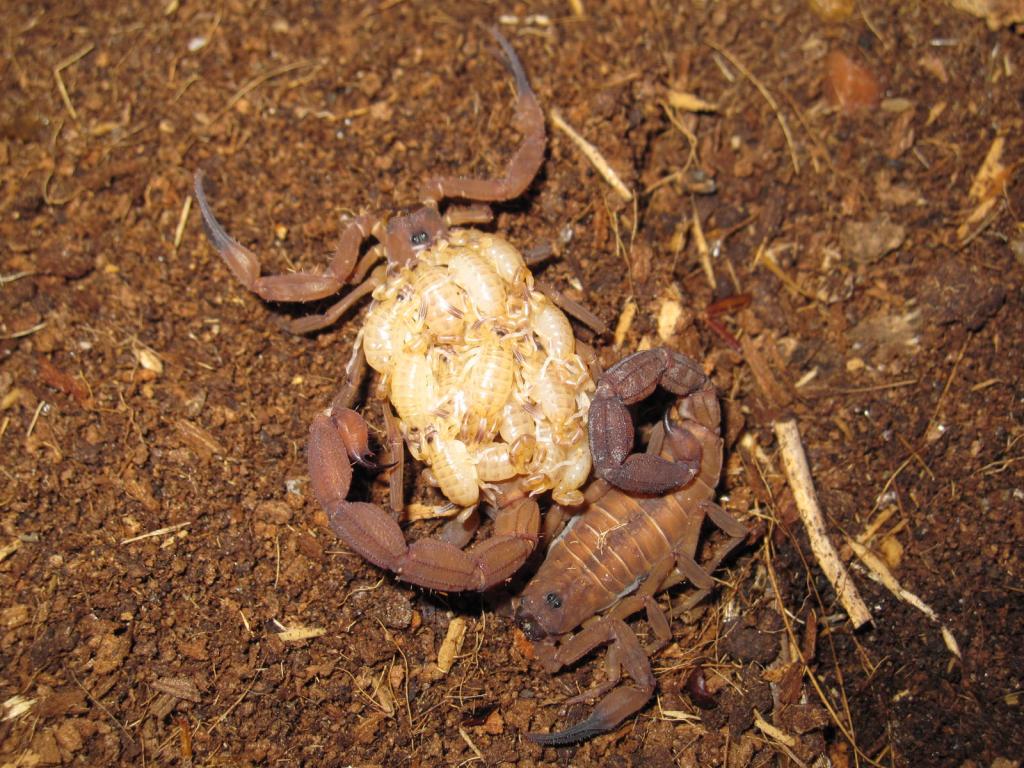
<box><xmin>517</xmin><ymin>347</ymin><xmax>749</xmax><ymax>745</ymax></box>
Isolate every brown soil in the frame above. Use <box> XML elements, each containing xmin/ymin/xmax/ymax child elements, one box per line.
<box><xmin>1</xmin><ymin>2</ymin><xmax>1021</xmax><ymax>767</ymax></box>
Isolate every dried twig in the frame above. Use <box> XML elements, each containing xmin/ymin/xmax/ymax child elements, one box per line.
<box><xmin>1</xmin><ymin>322</ymin><xmax>47</xmax><ymax>340</ymax></box>
<box><xmin>690</xmin><ymin>198</ymin><xmax>715</xmax><ymax>289</ymax></box>
<box><xmin>774</xmin><ymin>418</ymin><xmax>872</xmax><ymax>629</ymax></box>
<box><xmin>121</xmin><ymin>521</ymin><xmax>191</xmax><ymax>545</ymax></box>
<box><xmin>0</xmin><ymin>271</ymin><xmax>36</xmax><ymax>286</ymax></box>
<box><xmin>458</xmin><ymin>725</ymin><xmax>485</xmax><ymax>762</ymax></box>
<box><xmin>550</xmin><ymin>108</ymin><xmax>633</xmax><ymax>202</ymax></box>
<box><xmin>173</xmin><ymin>194</ymin><xmax>192</xmax><ymax>250</ymax></box>
<box><xmin>753</xmin><ymin>709</ymin><xmax>795</xmax><ymax>746</ymax></box>
<box><xmin>847</xmin><ymin>539</ymin><xmax>961</xmax><ymax>658</ymax></box>
<box><xmin>54</xmin><ymin>44</ymin><xmax>95</xmax><ymax>121</ymax></box>
<box><xmin>25</xmin><ymin>401</ymin><xmax>46</xmax><ymax>440</ymax></box>
<box><xmin>208</xmin><ymin>668</ymin><xmax>262</xmax><ymax>734</ymax></box>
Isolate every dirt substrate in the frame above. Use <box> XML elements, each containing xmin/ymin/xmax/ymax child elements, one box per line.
<box><xmin>1</xmin><ymin>2</ymin><xmax>1022</xmax><ymax>766</ymax></box>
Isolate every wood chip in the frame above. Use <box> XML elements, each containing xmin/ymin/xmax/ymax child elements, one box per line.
<box><xmin>276</xmin><ymin>625</ymin><xmax>326</xmax><ymax>642</ymax></box>
<box><xmin>948</xmin><ymin>0</ymin><xmax>1024</xmax><ymax>29</ymax></box>
<box><xmin>656</xmin><ymin>295</ymin><xmax>683</xmax><ymax>341</ymax></box>
<box><xmin>136</xmin><ymin>347</ymin><xmax>164</xmax><ymax>375</ymax></box>
<box><xmin>666</xmin><ymin>89</ymin><xmax>718</xmax><ymax>113</ymax></box>
<box><xmin>2</xmin><ymin>695</ymin><xmax>36</xmax><ymax>722</ymax></box>
<box><xmin>613</xmin><ymin>297</ymin><xmax>637</xmax><ymax>348</ymax></box>
<box><xmin>174</xmin><ymin>418</ymin><xmax>225</xmax><ymax>460</ymax></box>
<box><xmin>436</xmin><ymin>616</ymin><xmax>468</xmax><ymax>674</ymax></box>
<box><xmin>958</xmin><ymin>136</ymin><xmax>1010</xmax><ymax>239</ymax></box>
<box><xmin>0</xmin><ymin>538</ymin><xmax>20</xmax><ymax>562</ymax></box>
<box><xmin>152</xmin><ymin>676</ymin><xmax>201</xmax><ymax>702</ymax></box>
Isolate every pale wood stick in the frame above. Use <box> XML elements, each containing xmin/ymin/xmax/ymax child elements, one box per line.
<box><xmin>774</xmin><ymin>417</ymin><xmax>872</xmax><ymax>629</ymax></box>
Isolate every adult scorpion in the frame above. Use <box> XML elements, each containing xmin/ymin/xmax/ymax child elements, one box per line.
<box><xmin>518</xmin><ymin>347</ymin><xmax>749</xmax><ymax>745</ymax></box>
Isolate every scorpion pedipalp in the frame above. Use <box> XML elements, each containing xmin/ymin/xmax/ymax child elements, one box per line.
<box><xmin>588</xmin><ymin>347</ymin><xmax>713</xmax><ymax>495</ymax></box>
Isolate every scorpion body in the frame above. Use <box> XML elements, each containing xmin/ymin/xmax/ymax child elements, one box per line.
<box><xmin>517</xmin><ymin>348</ymin><xmax>748</xmax><ymax>745</ymax></box>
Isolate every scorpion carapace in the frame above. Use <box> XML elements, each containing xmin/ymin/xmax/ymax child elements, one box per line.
<box><xmin>517</xmin><ymin>348</ymin><xmax>749</xmax><ymax>745</ymax></box>
<box><xmin>195</xmin><ymin>29</ymin><xmax>605</xmax><ymax>593</ymax></box>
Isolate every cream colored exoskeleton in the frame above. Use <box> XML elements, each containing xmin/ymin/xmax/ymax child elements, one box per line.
<box><xmin>363</xmin><ymin>228</ymin><xmax>594</xmax><ymax>513</ymax></box>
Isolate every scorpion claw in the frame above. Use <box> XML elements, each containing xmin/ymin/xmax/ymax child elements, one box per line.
<box><xmin>602</xmin><ymin>453</ymin><xmax>699</xmax><ymax>496</ymax></box>
<box><xmin>352</xmin><ymin>453</ymin><xmax>383</xmax><ymax>470</ymax></box>
<box><xmin>589</xmin><ymin>348</ymin><xmax>714</xmax><ymax>494</ymax></box>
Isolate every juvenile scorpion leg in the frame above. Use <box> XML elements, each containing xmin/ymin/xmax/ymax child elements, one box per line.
<box><xmin>420</xmin><ymin>28</ymin><xmax>545</xmax><ymax>204</ymax></box>
<box><xmin>589</xmin><ymin>348</ymin><xmax>714</xmax><ymax>495</ymax></box>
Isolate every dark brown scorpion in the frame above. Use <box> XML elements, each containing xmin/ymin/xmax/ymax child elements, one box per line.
<box><xmin>518</xmin><ymin>347</ymin><xmax>748</xmax><ymax>745</ymax></box>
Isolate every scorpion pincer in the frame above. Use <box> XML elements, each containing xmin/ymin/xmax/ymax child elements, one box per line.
<box><xmin>516</xmin><ymin>347</ymin><xmax>749</xmax><ymax>745</ymax></box>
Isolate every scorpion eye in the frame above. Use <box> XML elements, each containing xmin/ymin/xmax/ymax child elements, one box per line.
<box><xmin>545</xmin><ymin>592</ymin><xmax>562</xmax><ymax>609</ymax></box>
<box><xmin>410</xmin><ymin>230</ymin><xmax>429</xmax><ymax>246</ymax></box>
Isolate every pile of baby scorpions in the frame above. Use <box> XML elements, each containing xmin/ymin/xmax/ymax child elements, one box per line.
<box><xmin>195</xmin><ymin>28</ymin><xmax>748</xmax><ymax>747</ymax></box>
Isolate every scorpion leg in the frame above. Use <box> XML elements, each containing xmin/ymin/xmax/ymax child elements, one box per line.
<box><xmin>195</xmin><ymin>170</ymin><xmax>379</xmax><ymax>304</ymax></box>
<box><xmin>589</xmin><ymin>347</ymin><xmax>714</xmax><ymax>495</ymax></box>
<box><xmin>286</xmin><ymin>264</ymin><xmax>386</xmax><ymax>334</ymax></box>
<box><xmin>420</xmin><ymin>28</ymin><xmax>544</xmax><ymax>204</ymax></box>
<box><xmin>329</xmin><ymin>338</ymin><xmax>368</xmax><ymax>415</ymax></box>
<box><xmin>527</xmin><ymin>617</ymin><xmax>655</xmax><ymax>746</ymax></box>
<box><xmin>535</xmin><ymin>281</ymin><xmax>610</xmax><ymax>336</ymax></box>
<box><xmin>439</xmin><ymin>507</ymin><xmax>481</xmax><ymax>549</ymax></box>
<box><xmin>380</xmin><ymin>400</ymin><xmax>405</xmax><ymax>516</ymax></box>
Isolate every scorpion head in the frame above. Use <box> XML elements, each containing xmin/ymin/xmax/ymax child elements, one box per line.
<box><xmin>515</xmin><ymin>576</ymin><xmax>596</xmax><ymax>641</ymax></box>
<box><xmin>378</xmin><ymin>203</ymin><xmax>447</xmax><ymax>269</ymax></box>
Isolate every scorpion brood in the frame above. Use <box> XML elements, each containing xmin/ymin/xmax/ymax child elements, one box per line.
<box><xmin>360</xmin><ymin>226</ymin><xmax>595</xmax><ymax>511</ymax></box>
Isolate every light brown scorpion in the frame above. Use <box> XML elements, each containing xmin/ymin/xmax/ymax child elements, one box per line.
<box><xmin>194</xmin><ymin>29</ymin><xmax>748</xmax><ymax>745</ymax></box>
<box><xmin>519</xmin><ymin>347</ymin><xmax>748</xmax><ymax>744</ymax></box>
